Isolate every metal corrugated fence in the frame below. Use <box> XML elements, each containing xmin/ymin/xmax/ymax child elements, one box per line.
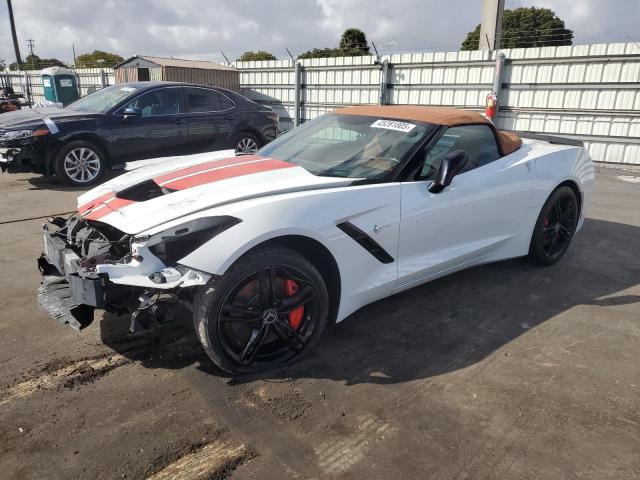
<box><xmin>234</xmin><ymin>43</ymin><xmax>640</xmax><ymax>165</ymax></box>
<box><xmin>3</xmin><ymin>44</ymin><xmax>639</xmax><ymax>165</ymax></box>
<box><xmin>1</xmin><ymin>68</ymin><xmax>115</xmax><ymax>102</ymax></box>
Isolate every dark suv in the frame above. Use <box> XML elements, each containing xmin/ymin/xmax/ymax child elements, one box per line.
<box><xmin>0</xmin><ymin>82</ymin><xmax>278</xmax><ymax>185</ymax></box>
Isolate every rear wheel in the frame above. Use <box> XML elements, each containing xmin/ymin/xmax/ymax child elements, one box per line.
<box><xmin>529</xmin><ymin>186</ymin><xmax>579</xmax><ymax>266</ymax></box>
<box><xmin>233</xmin><ymin>132</ymin><xmax>261</xmax><ymax>155</ymax></box>
<box><xmin>54</xmin><ymin>140</ymin><xmax>105</xmax><ymax>186</ymax></box>
<box><xmin>193</xmin><ymin>247</ymin><xmax>329</xmax><ymax>374</ymax></box>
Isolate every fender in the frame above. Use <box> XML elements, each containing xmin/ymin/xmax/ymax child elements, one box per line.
<box><xmin>170</xmin><ymin>182</ymin><xmax>402</xmax><ymax>321</ymax></box>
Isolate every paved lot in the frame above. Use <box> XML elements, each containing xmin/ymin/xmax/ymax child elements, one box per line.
<box><xmin>0</xmin><ymin>166</ymin><xmax>638</xmax><ymax>479</ymax></box>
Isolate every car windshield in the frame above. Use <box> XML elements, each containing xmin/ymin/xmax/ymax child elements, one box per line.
<box><xmin>258</xmin><ymin>113</ymin><xmax>435</xmax><ymax>180</ymax></box>
<box><xmin>66</xmin><ymin>85</ymin><xmax>138</xmax><ymax>113</ymax></box>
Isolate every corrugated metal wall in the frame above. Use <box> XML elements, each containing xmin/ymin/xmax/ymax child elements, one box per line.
<box><xmin>235</xmin><ymin>59</ymin><xmax>297</xmax><ymax>128</ymax></box>
<box><xmin>497</xmin><ymin>43</ymin><xmax>640</xmax><ymax>165</ymax></box>
<box><xmin>234</xmin><ymin>42</ymin><xmax>640</xmax><ymax>165</ymax></box>
<box><xmin>115</xmin><ymin>67</ymin><xmax>138</xmax><ymax>83</ymax></box>
<box><xmin>162</xmin><ymin>66</ymin><xmax>240</xmax><ymax>92</ymax></box>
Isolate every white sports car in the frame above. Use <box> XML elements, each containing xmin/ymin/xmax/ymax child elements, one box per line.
<box><xmin>38</xmin><ymin>106</ymin><xmax>594</xmax><ymax>374</ymax></box>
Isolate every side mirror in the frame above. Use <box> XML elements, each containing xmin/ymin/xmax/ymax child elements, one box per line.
<box><xmin>123</xmin><ymin>106</ymin><xmax>142</xmax><ymax>120</ymax></box>
<box><xmin>428</xmin><ymin>150</ymin><xmax>469</xmax><ymax>194</ymax></box>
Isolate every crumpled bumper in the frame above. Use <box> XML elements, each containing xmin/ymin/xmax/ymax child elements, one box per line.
<box><xmin>37</xmin><ymin>225</ymin><xmax>107</xmax><ymax>330</ymax></box>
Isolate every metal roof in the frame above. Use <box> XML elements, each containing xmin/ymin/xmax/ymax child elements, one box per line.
<box><xmin>114</xmin><ymin>55</ymin><xmax>236</xmax><ymax>71</ymax></box>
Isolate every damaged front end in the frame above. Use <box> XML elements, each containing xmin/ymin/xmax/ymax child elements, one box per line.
<box><xmin>37</xmin><ymin>214</ymin><xmax>226</xmax><ymax>332</ymax></box>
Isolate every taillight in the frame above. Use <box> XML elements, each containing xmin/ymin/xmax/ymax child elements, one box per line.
<box><xmin>267</xmin><ymin>111</ymin><xmax>279</xmax><ymax>122</ymax></box>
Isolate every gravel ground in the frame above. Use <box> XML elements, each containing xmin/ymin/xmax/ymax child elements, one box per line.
<box><xmin>0</xmin><ymin>165</ymin><xmax>638</xmax><ymax>479</ymax></box>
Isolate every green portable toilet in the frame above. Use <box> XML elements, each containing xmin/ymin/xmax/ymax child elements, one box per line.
<box><xmin>42</xmin><ymin>67</ymin><xmax>79</xmax><ymax>106</ymax></box>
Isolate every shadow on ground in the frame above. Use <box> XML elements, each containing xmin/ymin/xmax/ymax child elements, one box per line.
<box><xmin>25</xmin><ymin>169</ymin><xmax>122</xmax><ymax>192</ymax></box>
<box><xmin>99</xmin><ymin>218</ymin><xmax>640</xmax><ymax>385</ymax></box>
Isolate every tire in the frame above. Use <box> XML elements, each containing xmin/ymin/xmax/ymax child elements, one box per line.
<box><xmin>193</xmin><ymin>246</ymin><xmax>329</xmax><ymax>374</ymax></box>
<box><xmin>528</xmin><ymin>186</ymin><xmax>579</xmax><ymax>266</ymax></box>
<box><xmin>54</xmin><ymin>140</ymin><xmax>106</xmax><ymax>186</ymax></box>
<box><xmin>233</xmin><ymin>132</ymin><xmax>261</xmax><ymax>155</ymax></box>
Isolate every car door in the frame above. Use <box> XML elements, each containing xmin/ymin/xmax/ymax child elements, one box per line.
<box><xmin>109</xmin><ymin>86</ymin><xmax>188</xmax><ymax>160</ymax></box>
<box><xmin>397</xmin><ymin>124</ymin><xmax>532</xmax><ymax>289</ymax></box>
<box><xmin>184</xmin><ymin>87</ymin><xmax>235</xmax><ymax>153</ymax></box>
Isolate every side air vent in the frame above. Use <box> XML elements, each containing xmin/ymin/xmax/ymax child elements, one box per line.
<box><xmin>336</xmin><ymin>221</ymin><xmax>394</xmax><ymax>264</ymax></box>
<box><xmin>115</xmin><ymin>180</ymin><xmax>176</xmax><ymax>202</ymax></box>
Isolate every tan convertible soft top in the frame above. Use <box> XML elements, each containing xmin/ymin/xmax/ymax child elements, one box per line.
<box><xmin>334</xmin><ymin>105</ymin><xmax>522</xmax><ymax>155</ymax></box>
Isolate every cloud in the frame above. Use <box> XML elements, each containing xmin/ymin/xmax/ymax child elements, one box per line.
<box><xmin>0</xmin><ymin>0</ymin><xmax>636</xmax><ymax>66</ymax></box>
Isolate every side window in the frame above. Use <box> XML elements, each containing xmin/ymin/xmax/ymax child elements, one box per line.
<box><xmin>219</xmin><ymin>93</ymin><xmax>234</xmax><ymax>110</ymax></box>
<box><xmin>186</xmin><ymin>88</ymin><xmax>233</xmax><ymax>112</ymax></box>
<box><xmin>419</xmin><ymin>125</ymin><xmax>500</xmax><ymax>179</ymax></box>
<box><xmin>126</xmin><ymin>88</ymin><xmax>182</xmax><ymax>116</ymax></box>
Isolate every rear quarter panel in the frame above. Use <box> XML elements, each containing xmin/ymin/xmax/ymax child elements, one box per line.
<box><xmin>529</xmin><ymin>141</ymin><xmax>595</xmax><ymax>228</ymax></box>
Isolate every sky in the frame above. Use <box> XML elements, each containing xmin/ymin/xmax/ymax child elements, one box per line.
<box><xmin>0</xmin><ymin>0</ymin><xmax>638</xmax><ymax>65</ymax></box>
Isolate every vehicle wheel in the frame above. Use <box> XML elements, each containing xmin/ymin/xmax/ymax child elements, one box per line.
<box><xmin>529</xmin><ymin>186</ymin><xmax>579</xmax><ymax>266</ymax></box>
<box><xmin>54</xmin><ymin>140</ymin><xmax>105</xmax><ymax>186</ymax></box>
<box><xmin>193</xmin><ymin>246</ymin><xmax>329</xmax><ymax>374</ymax></box>
<box><xmin>234</xmin><ymin>132</ymin><xmax>261</xmax><ymax>155</ymax></box>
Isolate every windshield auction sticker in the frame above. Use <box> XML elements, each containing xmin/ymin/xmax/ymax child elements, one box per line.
<box><xmin>370</xmin><ymin>119</ymin><xmax>416</xmax><ymax>133</ymax></box>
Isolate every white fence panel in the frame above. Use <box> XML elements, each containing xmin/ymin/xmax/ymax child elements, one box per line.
<box><xmin>1</xmin><ymin>68</ymin><xmax>115</xmax><ymax>104</ymax></box>
<box><xmin>235</xmin><ymin>42</ymin><xmax>640</xmax><ymax>164</ymax></box>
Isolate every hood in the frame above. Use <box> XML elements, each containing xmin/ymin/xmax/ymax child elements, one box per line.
<box><xmin>0</xmin><ymin>107</ymin><xmax>96</xmax><ymax>130</ymax></box>
<box><xmin>77</xmin><ymin>152</ymin><xmax>355</xmax><ymax>234</ymax></box>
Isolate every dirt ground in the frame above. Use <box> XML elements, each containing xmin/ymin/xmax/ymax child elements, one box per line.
<box><xmin>0</xmin><ymin>166</ymin><xmax>638</xmax><ymax>480</ymax></box>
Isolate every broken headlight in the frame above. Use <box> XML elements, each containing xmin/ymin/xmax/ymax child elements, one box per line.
<box><xmin>145</xmin><ymin>216</ymin><xmax>241</xmax><ymax>265</ymax></box>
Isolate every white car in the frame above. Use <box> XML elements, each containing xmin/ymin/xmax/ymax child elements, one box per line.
<box><xmin>38</xmin><ymin>105</ymin><xmax>594</xmax><ymax>374</ymax></box>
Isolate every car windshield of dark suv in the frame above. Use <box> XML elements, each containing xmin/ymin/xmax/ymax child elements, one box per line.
<box><xmin>66</xmin><ymin>84</ymin><xmax>139</xmax><ymax>113</ymax></box>
<box><xmin>258</xmin><ymin>113</ymin><xmax>434</xmax><ymax>180</ymax></box>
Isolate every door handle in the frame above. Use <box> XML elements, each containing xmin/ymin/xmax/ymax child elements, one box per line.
<box><xmin>172</xmin><ymin>118</ymin><xmax>186</xmax><ymax>125</ymax></box>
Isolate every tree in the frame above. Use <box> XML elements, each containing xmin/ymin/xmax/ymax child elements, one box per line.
<box><xmin>299</xmin><ymin>28</ymin><xmax>371</xmax><ymax>59</ymax></box>
<box><xmin>237</xmin><ymin>50</ymin><xmax>277</xmax><ymax>61</ymax></box>
<box><xmin>9</xmin><ymin>54</ymin><xmax>67</xmax><ymax>70</ymax></box>
<box><xmin>75</xmin><ymin>50</ymin><xmax>124</xmax><ymax>68</ymax></box>
<box><xmin>461</xmin><ymin>7</ymin><xmax>573</xmax><ymax>50</ymax></box>
<box><xmin>0</xmin><ymin>59</ymin><xmax>5</xmax><ymax>70</ymax></box>
<box><xmin>298</xmin><ymin>47</ymin><xmax>342</xmax><ymax>59</ymax></box>
<box><xmin>339</xmin><ymin>28</ymin><xmax>370</xmax><ymax>56</ymax></box>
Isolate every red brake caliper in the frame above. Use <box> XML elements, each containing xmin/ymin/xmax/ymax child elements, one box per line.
<box><xmin>285</xmin><ymin>279</ymin><xmax>304</xmax><ymax>330</ymax></box>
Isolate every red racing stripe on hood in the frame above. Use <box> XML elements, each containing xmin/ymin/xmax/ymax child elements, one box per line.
<box><xmin>153</xmin><ymin>155</ymin><xmax>268</xmax><ymax>186</ymax></box>
<box><xmin>80</xmin><ymin>195</ymin><xmax>135</xmax><ymax>221</ymax></box>
<box><xmin>78</xmin><ymin>192</ymin><xmax>115</xmax><ymax>215</ymax></box>
<box><xmin>156</xmin><ymin>157</ymin><xmax>296</xmax><ymax>191</ymax></box>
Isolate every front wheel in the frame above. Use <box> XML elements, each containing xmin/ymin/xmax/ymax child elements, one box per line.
<box><xmin>54</xmin><ymin>140</ymin><xmax>106</xmax><ymax>186</ymax></box>
<box><xmin>529</xmin><ymin>186</ymin><xmax>579</xmax><ymax>266</ymax></box>
<box><xmin>193</xmin><ymin>247</ymin><xmax>329</xmax><ymax>374</ymax></box>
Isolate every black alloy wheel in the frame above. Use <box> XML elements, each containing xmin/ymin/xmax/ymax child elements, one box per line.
<box><xmin>193</xmin><ymin>247</ymin><xmax>329</xmax><ymax>374</ymax></box>
<box><xmin>529</xmin><ymin>186</ymin><xmax>579</xmax><ymax>265</ymax></box>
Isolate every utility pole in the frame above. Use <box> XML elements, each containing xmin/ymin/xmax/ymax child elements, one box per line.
<box><xmin>6</xmin><ymin>0</ymin><xmax>23</xmax><ymax>69</ymax></box>
<box><xmin>26</xmin><ymin>38</ymin><xmax>35</xmax><ymax>69</ymax></box>
<box><xmin>72</xmin><ymin>43</ymin><xmax>77</xmax><ymax>66</ymax></box>
<box><xmin>479</xmin><ymin>0</ymin><xmax>505</xmax><ymax>50</ymax></box>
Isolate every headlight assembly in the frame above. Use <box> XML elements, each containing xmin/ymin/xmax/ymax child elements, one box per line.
<box><xmin>144</xmin><ymin>216</ymin><xmax>241</xmax><ymax>265</ymax></box>
<box><xmin>1</xmin><ymin>128</ymin><xmax>49</xmax><ymax>141</ymax></box>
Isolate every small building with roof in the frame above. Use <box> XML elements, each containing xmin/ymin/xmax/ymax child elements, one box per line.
<box><xmin>113</xmin><ymin>55</ymin><xmax>239</xmax><ymax>91</ymax></box>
